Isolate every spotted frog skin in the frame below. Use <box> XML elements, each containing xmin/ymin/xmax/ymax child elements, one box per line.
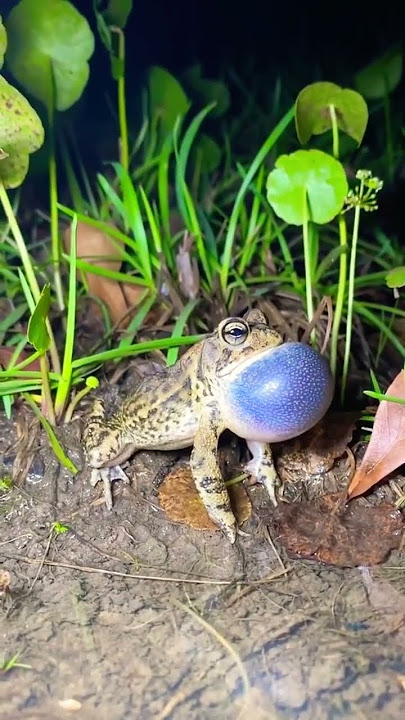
<box><xmin>83</xmin><ymin>308</ymin><xmax>334</xmax><ymax>542</ymax></box>
<box><xmin>83</xmin><ymin>309</ymin><xmax>284</xmax><ymax>542</ymax></box>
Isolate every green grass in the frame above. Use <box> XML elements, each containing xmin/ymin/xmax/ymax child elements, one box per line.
<box><xmin>0</xmin><ymin>64</ymin><xmax>403</xmax><ymax>446</ymax></box>
<box><xmin>0</xmin><ymin>654</ymin><xmax>31</xmax><ymax>673</ymax></box>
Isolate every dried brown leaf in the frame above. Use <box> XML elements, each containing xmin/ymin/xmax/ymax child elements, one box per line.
<box><xmin>348</xmin><ymin>370</ymin><xmax>405</xmax><ymax>498</ymax></box>
<box><xmin>272</xmin><ymin>492</ymin><xmax>403</xmax><ymax>567</ymax></box>
<box><xmin>63</xmin><ymin>222</ymin><xmax>145</xmax><ymax>325</ymax></box>
<box><xmin>0</xmin><ymin>347</ymin><xmax>40</xmax><ymax>371</ymax></box>
<box><xmin>64</xmin><ymin>221</ymin><xmax>123</xmax><ymax>272</ymax></box>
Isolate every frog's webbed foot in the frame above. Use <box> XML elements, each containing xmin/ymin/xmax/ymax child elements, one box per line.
<box><xmin>246</xmin><ymin>440</ymin><xmax>281</xmax><ymax>506</ymax></box>
<box><xmin>90</xmin><ymin>466</ymin><xmax>130</xmax><ymax>510</ymax></box>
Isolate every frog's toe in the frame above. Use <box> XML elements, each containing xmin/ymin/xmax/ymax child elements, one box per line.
<box><xmin>206</xmin><ymin>502</ymin><xmax>237</xmax><ymax>543</ymax></box>
<box><xmin>90</xmin><ymin>465</ymin><xmax>129</xmax><ymax>510</ymax></box>
<box><xmin>222</xmin><ymin>520</ymin><xmax>237</xmax><ymax>544</ymax></box>
<box><xmin>246</xmin><ymin>441</ymin><xmax>281</xmax><ymax>507</ymax></box>
<box><xmin>212</xmin><ymin>509</ymin><xmax>237</xmax><ymax>543</ymax></box>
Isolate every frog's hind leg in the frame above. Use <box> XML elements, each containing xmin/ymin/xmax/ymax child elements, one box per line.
<box><xmin>245</xmin><ymin>440</ymin><xmax>281</xmax><ymax>506</ymax></box>
<box><xmin>190</xmin><ymin>414</ymin><xmax>237</xmax><ymax>543</ymax></box>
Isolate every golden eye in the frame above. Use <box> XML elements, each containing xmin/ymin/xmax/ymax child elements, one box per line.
<box><xmin>220</xmin><ymin>318</ymin><xmax>250</xmax><ymax>346</ymax></box>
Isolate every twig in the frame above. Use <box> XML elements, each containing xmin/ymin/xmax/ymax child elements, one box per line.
<box><xmin>28</xmin><ymin>528</ymin><xmax>54</xmax><ymax>593</ymax></box>
<box><xmin>172</xmin><ymin>598</ymin><xmax>251</xmax><ymax>715</ymax></box>
<box><xmin>263</xmin><ymin>525</ymin><xmax>287</xmax><ymax>574</ymax></box>
<box><xmin>3</xmin><ymin>553</ymin><xmax>290</xmax><ymax>587</ymax></box>
<box><xmin>5</xmin><ymin>555</ymin><xmax>236</xmax><ymax>585</ymax></box>
<box><xmin>0</xmin><ymin>534</ymin><xmax>32</xmax><ymax>547</ymax></box>
<box><xmin>157</xmin><ymin>690</ymin><xmax>188</xmax><ymax>720</ymax></box>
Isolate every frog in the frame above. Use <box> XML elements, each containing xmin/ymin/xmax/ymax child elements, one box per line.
<box><xmin>83</xmin><ymin>308</ymin><xmax>334</xmax><ymax>543</ymax></box>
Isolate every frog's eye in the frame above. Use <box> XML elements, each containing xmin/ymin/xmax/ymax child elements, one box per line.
<box><xmin>220</xmin><ymin>318</ymin><xmax>250</xmax><ymax>346</ymax></box>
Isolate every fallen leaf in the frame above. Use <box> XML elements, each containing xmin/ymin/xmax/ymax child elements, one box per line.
<box><xmin>64</xmin><ymin>221</ymin><xmax>123</xmax><ymax>272</ymax></box>
<box><xmin>63</xmin><ymin>222</ymin><xmax>145</xmax><ymax>326</ymax></box>
<box><xmin>272</xmin><ymin>492</ymin><xmax>403</xmax><ymax>567</ymax></box>
<box><xmin>348</xmin><ymin>370</ymin><xmax>405</xmax><ymax>498</ymax></box>
<box><xmin>158</xmin><ymin>464</ymin><xmax>251</xmax><ymax>531</ymax></box>
<box><xmin>0</xmin><ymin>347</ymin><xmax>40</xmax><ymax>371</ymax></box>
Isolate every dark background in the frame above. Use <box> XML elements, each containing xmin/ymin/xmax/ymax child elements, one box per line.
<box><xmin>2</xmin><ymin>0</ymin><xmax>404</xmax><ymax>206</ymax></box>
<box><xmin>3</xmin><ymin>1</ymin><xmax>402</xmax><ymax>84</ymax></box>
<box><xmin>74</xmin><ymin>1</ymin><xmax>401</xmax><ymax>80</ymax></box>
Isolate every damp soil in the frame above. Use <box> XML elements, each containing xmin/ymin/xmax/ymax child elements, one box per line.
<box><xmin>1</xmin><ymin>412</ymin><xmax>405</xmax><ymax>720</ymax></box>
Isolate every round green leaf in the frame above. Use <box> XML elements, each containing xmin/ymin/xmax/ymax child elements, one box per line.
<box><xmin>0</xmin><ymin>15</ymin><xmax>7</xmax><ymax>69</ymax></box>
<box><xmin>194</xmin><ymin>133</ymin><xmax>221</xmax><ymax>173</ymax></box>
<box><xmin>355</xmin><ymin>47</ymin><xmax>403</xmax><ymax>100</ymax></box>
<box><xmin>198</xmin><ymin>79</ymin><xmax>230</xmax><ymax>117</ymax></box>
<box><xmin>0</xmin><ymin>153</ymin><xmax>29</xmax><ymax>189</ymax></box>
<box><xmin>6</xmin><ymin>0</ymin><xmax>94</xmax><ymax>112</ymax></box>
<box><xmin>0</xmin><ymin>75</ymin><xmax>44</xmax><ymax>188</ymax></box>
<box><xmin>102</xmin><ymin>0</ymin><xmax>133</xmax><ymax>29</ymax></box>
<box><xmin>266</xmin><ymin>149</ymin><xmax>348</xmax><ymax>226</ymax></box>
<box><xmin>295</xmin><ymin>81</ymin><xmax>368</xmax><ymax>146</ymax></box>
<box><xmin>183</xmin><ymin>65</ymin><xmax>229</xmax><ymax>117</ymax></box>
<box><xmin>149</xmin><ymin>66</ymin><xmax>190</xmax><ymax>135</ymax></box>
<box><xmin>386</xmin><ymin>266</ymin><xmax>405</xmax><ymax>289</ymax></box>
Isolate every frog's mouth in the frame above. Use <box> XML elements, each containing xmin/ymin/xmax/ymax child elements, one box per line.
<box><xmin>217</xmin><ymin>344</ymin><xmax>281</xmax><ymax>379</ymax></box>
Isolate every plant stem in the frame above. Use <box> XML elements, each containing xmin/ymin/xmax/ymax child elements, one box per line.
<box><xmin>329</xmin><ymin>104</ymin><xmax>339</xmax><ymax>158</ymax></box>
<box><xmin>23</xmin><ymin>392</ymin><xmax>77</xmax><ymax>472</ymax></box>
<box><xmin>0</xmin><ymin>182</ymin><xmax>61</xmax><ymax>374</ymax></box>
<box><xmin>111</xmin><ymin>26</ymin><xmax>129</xmax><ymax>172</ymax></box>
<box><xmin>64</xmin><ymin>384</ymin><xmax>93</xmax><ymax>423</ymax></box>
<box><xmin>54</xmin><ymin>215</ymin><xmax>78</xmax><ymax>420</ymax></box>
<box><xmin>341</xmin><ymin>179</ymin><xmax>364</xmax><ymax>402</ymax></box>
<box><xmin>48</xmin><ymin>105</ymin><xmax>65</xmax><ymax>311</ymax></box>
<box><xmin>330</xmin><ymin>214</ymin><xmax>348</xmax><ymax>378</ymax></box>
<box><xmin>302</xmin><ymin>188</ymin><xmax>315</xmax><ymax>339</ymax></box>
<box><xmin>39</xmin><ymin>354</ymin><xmax>56</xmax><ymax>426</ymax></box>
<box><xmin>328</xmin><ymin>102</ymin><xmax>347</xmax><ymax>380</ymax></box>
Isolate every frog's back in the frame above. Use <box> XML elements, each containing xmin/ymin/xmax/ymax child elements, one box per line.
<box><xmin>119</xmin><ymin>354</ymin><xmax>199</xmax><ymax>451</ymax></box>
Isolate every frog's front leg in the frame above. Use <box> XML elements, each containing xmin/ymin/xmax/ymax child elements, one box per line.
<box><xmin>89</xmin><ymin>466</ymin><xmax>130</xmax><ymax>510</ymax></box>
<box><xmin>83</xmin><ymin>399</ymin><xmax>132</xmax><ymax>509</ymax></box>
<box><xmin>245</xmin><ymin>440</ymin><xmax>281</xmax><ymax>506</ymax></box>
<box><xmin>190</xmin><ymin>412</ymin><xmax>237</xmax><ymax>543</ymax></box>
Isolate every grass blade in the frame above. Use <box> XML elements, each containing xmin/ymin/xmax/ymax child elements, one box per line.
<box><xmin>54</xmin><ymin>215</ymin><xmax>78</xmax><ymax>418</ymax></box>
<box><xmin>166</xmin><ymin>299</ymin><xmax>199</xmax><ymax>366</ymax></box>
<box><xmin>220</xmin><ymin>104</ymin><xmax>295</xmax><ymax>296</ymax></box>
<box><xmin>23</xmin><ymin>393</ymin><xmax>78</xmax><ymax>473</ymax></box>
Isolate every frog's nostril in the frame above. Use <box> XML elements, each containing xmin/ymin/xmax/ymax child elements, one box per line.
<box><xmin>224</xmin><ymin>342</ymin><xmax>334</xmax><ymax>443</ymax></box>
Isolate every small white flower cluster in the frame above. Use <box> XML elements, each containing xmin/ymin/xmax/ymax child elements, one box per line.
<box><xmin>344</xmin><ymin>169</ymin><xmax>384</xmax><ymax>213</ymax></box>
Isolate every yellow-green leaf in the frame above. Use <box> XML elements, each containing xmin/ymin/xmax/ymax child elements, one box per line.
<box><xmin>266</xmin><ymin>149</ymin><xmax>348</xmax><ymax>226</ymax></box>
<box><xmin>0</xmin><ymin>75</ymin><xmax>44</xmax><ymax>187</ymax></box>
<box><xmin>28</xmin><ymin>284</ymin><xmax>51</xmax><ymax>352</ymax></box>
<box><xmin>6</xmin><ymin>0</ymin><xmax>94</xmax><ymax>112</ymax></box>
<box><xmin>295</xmin><ymin>81</ymin><xmax>368</xmax><ymax>146</ymax></box>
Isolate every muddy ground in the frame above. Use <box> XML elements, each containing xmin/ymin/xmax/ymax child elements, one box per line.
<box><xmin>1</xmin><ymin>411</ymin><xmax>405</xmax><ymax>720</ymax></box>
